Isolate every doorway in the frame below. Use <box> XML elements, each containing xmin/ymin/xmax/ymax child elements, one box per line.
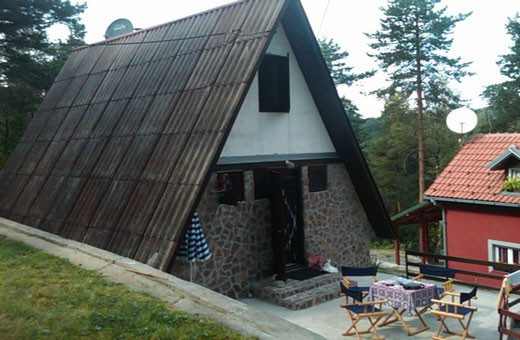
<box><xmin>268</xmin><ymin>168</ymin><xmax>304</xmax><ymax>281</ymax></box>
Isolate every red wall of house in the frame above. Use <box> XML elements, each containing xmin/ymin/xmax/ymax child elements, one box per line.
<box><xmin>445</xmin><ymin>204</ymin><xmax>520</xmax><ymax>288</ymax></box>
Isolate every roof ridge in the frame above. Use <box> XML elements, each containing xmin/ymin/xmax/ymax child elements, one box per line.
<box><xmin>74</xmin><ymin>0</ymin><xmax>246</xmax><ymax>51</ymax></box>
<box><xmin>474</xmin><ymin>132</ymin><xmax>520</xmax><ymax>137</ymax></box>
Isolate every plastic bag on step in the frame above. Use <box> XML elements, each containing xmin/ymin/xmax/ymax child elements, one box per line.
<box><xmin>322</xmin><ymin>259</ymin><xmax>338</xmax><ymax>273</ymax></box>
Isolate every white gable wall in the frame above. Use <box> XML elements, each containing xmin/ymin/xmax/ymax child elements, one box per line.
<box><xmin>219</xmin><ymin>25</ymin><xmax>336</xmax><ymax>159</ymax></box>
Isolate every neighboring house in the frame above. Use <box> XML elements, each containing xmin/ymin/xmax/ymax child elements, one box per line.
<box><xmin>0</xmin><ymin>0</ymin><xmax>394</xmax><ymax>299</ymax></box>
<box><xmin>396</xmin><ymin>133</ymin><xmax>520</xmax><ymax>287</ymax></box>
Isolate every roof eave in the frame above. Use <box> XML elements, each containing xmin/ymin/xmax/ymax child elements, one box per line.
<box><xmin>424</xmin><ymin>195</ymin><xmax>520</xmax><ymax>208</ymax></box>
<box><xmin>391</xmin><ymin>201</ymin><xmax>442</xmax><ymax>227</ymax></box>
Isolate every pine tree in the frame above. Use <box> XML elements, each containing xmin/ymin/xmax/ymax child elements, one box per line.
<box><xmin>367</xmin><ymin>0</ymin><xmax>472</xmax><ymax>202</ymax></box>
<box><xmin>0</xmin><ymin>0</ymin><xmax>85</xmax><ymax>166</ymax></box>
<box><xmin>483</xmin><ymin>14</ymin><xmax>520</xmax><ymax>132</ymax></box>
<box><xmin>365</xmin><ymin>94</ymin><xmax>418</xmax><ymax>215</ymax></box>
<box><xmin>318</xmin><ymin>38</ymin><xmax>374</xmax><ymax>142</ymax></box>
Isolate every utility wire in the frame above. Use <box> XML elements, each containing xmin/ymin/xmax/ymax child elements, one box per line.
<box><xmin>317</xmin><ymin>0</ymin><xmax>331</xmax><ymax>37</ymax></box>
<box><xmin>1</xmin><ymin>29</ymin><xmax>273</xmax><ymax>48</ymax></box>
<box><xmin>95</xmin><ymin>29</ymin><xmax>272</xmax><ymax>46</ymax></box>
<box><xmin>95</xmin><ymin>30</ymin><xmax>234</xmax><ymax>46</ymax></box>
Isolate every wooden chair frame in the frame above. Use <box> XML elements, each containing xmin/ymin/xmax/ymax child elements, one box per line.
<box><xmin>340</xmin><ymin>287</ymin><xmax>388</xmax><ymax>339</ymax></box>
<box><xmin>340</xmin><ymin>266</ymin><xmax>378</xmax><ymax>304</ymax></box>
<box><xmin>497</xmin><ymin>270</ymin><xmax>520</xmax><ymax>340</ymax></box>
<box><xmin>412</xmin><ymin>264</ymin><xmax>456</xmax><ymax>314</ymax></box>
<box><xmin>412</xmin><ymin>264</ymin><xmax>455</xmax><ymax>298</ymax></box>
<box><xmin>430</xmin><ymin>286</ymin><xmax>478</xmax><ymax>340</ymax></box>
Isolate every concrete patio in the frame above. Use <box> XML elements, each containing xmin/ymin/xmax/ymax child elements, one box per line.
<box><xmin>242</xmin><ymin>271</ymin><xmax>505</xmax><ymax>339</ymax></box>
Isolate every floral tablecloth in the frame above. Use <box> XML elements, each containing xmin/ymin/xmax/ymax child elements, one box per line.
<box><xmin>369</xmin><ymin>279</ymin><xmax>438</xmax><ymax>314</ymax></box>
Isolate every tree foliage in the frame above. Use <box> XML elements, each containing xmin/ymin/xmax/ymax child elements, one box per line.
<box><xmin>318</xmin><ymin>38</ymin><xmax>374</xmax><ymax>142</ymax></box>
<box><xmin>367</xmin><ymin>0</ymin><xmax>471</xmax><ymax>201</ymax></box>
<box><xmin>367</xmin><ymin>0</ymin><xmax>472</xmax><ymax>102</ymax></box>
<box><xmin>365</xmin><ymin>94</ymin><xmax>418</xmax><ymax>214</ymax></box>
<box><xmin>482</xmin><ymin>14</ymin><xmax>520</xmax><ymax>132</ymax></box>
<box><xmin>319</xmin><ymin>37</ymin><xmax>374</xmax><ymax>87</ymax></box>
<box><xmin>0</xmin><ymin>0</ymin><xmax>85</xmax><ymax>166</ymax></box>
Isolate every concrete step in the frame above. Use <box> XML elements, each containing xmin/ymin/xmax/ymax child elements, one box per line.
<box><xmin>251</xmin><ymin>272</ymin><xmax>340</xmax><ymax>300</ymax></box>
<box><xmin>250</xmin><ymin>272</ymin><xmax>343</xmax><ymax>310</ymax></box>
<box><xmin>280</xmin><ymin>281</ymin><xmax>340</xmax><ymax>310</ymax></box>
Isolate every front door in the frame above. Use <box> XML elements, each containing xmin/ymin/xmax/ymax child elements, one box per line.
<box><xmin>269</xmin><ymin>169</ymin><xmax>304</xmax><ymax>281</ymax></box>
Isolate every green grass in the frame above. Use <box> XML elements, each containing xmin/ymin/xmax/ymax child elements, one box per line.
<box><xmin>0</xmin><ymin>235</ymin><xmax>250</xmax><ymax>339</ymax></box>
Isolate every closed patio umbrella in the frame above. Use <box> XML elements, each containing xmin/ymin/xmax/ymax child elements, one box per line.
<box><xmin>177</xmin><ymin>212</ymin><xmax>211</xmax><ymax>281</ymax></box>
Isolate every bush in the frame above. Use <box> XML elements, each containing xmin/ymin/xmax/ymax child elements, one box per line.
<box><xmin>502</xmin><ymin>176</ymin><xmax>520</xmax><ymax>192</ymax></box>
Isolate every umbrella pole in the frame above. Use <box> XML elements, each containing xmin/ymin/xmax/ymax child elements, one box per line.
<box><xmin>190</xmin><ymin>261</ymin><xmax>193</xmax><ymax>282</ymax></box>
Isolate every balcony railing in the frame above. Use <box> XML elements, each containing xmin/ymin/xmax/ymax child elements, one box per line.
<box><xmin>405</xmin><ymin>250</ymin><xmax>520</xmax><ymax>289</ymax></box>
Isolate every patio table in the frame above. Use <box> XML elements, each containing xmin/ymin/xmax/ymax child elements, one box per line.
<box><xmin>370</xmin><ymin>278</ymin><xmax>438</xmax><ymax>336</ymax></box>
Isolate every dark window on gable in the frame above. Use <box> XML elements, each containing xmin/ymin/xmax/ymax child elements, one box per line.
<box><xmin>258</xmin><ymin>54</ymin><xmax>290</xmax><ymax>112</ymax></box>
<box><xmin>253</xmin><ymin>168</ymin><xmax>268</xmax><ymax>199</ymax></box>
<box><xmin>218</xmin><ymin>172</ymin><xmax>244</xmax><ymax>205</ymax></box>
<box><xmin>308</xmin><ymin>165</ymin><xmax>327</xmax><ymax>192</ymax></box>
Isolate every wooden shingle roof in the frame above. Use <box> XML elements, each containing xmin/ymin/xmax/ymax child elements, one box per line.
<box><xmin>0</xmin><ymin>0</ymin><xmax>395</xmax><ymax>270</ymax></box>
<box><xmin>424</xmin><ymin>133</ymin><xmax>520</xmax><ymax>207</ymax></box>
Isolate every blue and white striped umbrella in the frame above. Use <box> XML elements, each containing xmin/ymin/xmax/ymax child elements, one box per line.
<box><xmin>178</xmin><ymin>212</ymin><xmax>211</xmax><ymax>262</ymax></box>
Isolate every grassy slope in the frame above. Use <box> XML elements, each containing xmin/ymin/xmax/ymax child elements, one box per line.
<box><xmin>0</xmin><ymin>235</ymin><xmax>249</xmax><ymax>339</ymax></box>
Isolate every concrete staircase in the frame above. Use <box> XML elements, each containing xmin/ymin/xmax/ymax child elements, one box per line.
<box><xmin>250</xmin><ymin>272</ymin><xmax>342</xmax><ymax>310</ymax></box>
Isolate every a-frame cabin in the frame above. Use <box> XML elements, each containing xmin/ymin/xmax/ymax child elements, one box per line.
<box><xmin>0</xmin><ymin>0</ymin><xmax>394</xmax><ymax>299</ymax></box>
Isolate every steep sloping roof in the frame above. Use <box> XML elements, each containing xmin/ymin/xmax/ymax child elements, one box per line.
<box><xmin>424</xmin><ymin>133</ymin><xmax>520</xmax><ymax>207</ymax></box>
<box><xmin>0</xmin><ymin>0</ymin><xmax>394</xmax><ymax>270</ymax></box>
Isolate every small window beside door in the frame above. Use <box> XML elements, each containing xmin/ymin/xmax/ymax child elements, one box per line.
<box><xmin>308</xmin><ymin>165</ymin><xmax>327</xmax><ymax>192</ymax></box>
<box><xmin>217</xmin><ymin>172</ymin><xmax>244</xmax><ymax>205</ymax></box>
<box><xmin>258</xmin><ymin>54</ymin><xmax>290</xmax><ymax>113</ymax></box>
<box><xmin>253</xmin><ymin>168</ymin><xmax>268</xmax><ymax>199</ymax></box>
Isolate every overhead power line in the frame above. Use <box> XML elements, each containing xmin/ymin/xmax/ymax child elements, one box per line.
<box><xmin>1</xmin><ymin>29</ymin><xmax>273</xmax><ymax>49</ymax></box>
<box><xmin>318</xmin><ymin>0</ymin><xmax>331</xmax><ymax>36</ymax></box>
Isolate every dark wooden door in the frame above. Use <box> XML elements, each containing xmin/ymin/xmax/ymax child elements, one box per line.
<box><xmin>269</xmin><ymin>169</ymin><xmax>303</xmax><ymax>281</ymax></box>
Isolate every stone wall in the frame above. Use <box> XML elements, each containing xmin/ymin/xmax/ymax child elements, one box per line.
<box><xmin>171</xmin><ymin>163</ymin><xmax>375</xmax><ymax>299</ymax></box>
<box><xmin>171</xmin><ymin>171</ymin><xmax>273</xmax><ymax>299</ymax></box>
<box><xmin>301</xmin><ymin>163</ymin><xmax>374</xmax><ymax>268</ymax></box>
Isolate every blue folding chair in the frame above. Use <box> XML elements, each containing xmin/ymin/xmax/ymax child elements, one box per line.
<box><xmin>412</xmin><ymin>264</ymin><xmax>456</xmax><ymax>297</ymax></box>
<box><xmin>340</xmin><ymin>286</ymin><xmax>388</xmax><ymax>339</ymax></box>
<box><xmin>340</xmin><ymin>266</ymin><xmax>378</xmax><ymax>303</ymax></box>
<box><xmin>430</xmin><ymin>285</ymin><xmax>478</xmax><ymax>340</ymax></box>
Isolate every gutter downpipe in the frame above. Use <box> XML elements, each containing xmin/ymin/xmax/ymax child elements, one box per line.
<box><xmin>441</xmin><ymin>205</ymin><xmax>447</xmax><ymax>264</ymax></box>
<box><xmin>427</xmin><ymin>197</ymin><xmax>447</xmax><ymax>266</ymax></box>
<box><xmin>419</xmin><ymin>219</ymin><xmax>427</xmax><ymax>264</ymax></box>
<box><xmin>394</xmin><ymin>237</ymin><xmax>400</xmax><ymax>266</ymax></box>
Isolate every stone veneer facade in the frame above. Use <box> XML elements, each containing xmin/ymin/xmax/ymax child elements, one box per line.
<box><xmin>171</xmin><ymin>163</ymin><xmax>374</xmax><ymax>299</ymax></box>
<box><xmin>301</xmin><ymin>164</ymin><xmax>374</xmax><ymax>268</ymax></box>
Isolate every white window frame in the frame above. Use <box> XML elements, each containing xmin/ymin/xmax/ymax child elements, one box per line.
<box><xmin>508</xmin><ymin>167</ymin><xmax>520</xmax><ymax>179</ymax></box>
<box><xmin>488</xmin><ymin>239</ymin><xmax>520</xmax><ymax>271</ymax></box>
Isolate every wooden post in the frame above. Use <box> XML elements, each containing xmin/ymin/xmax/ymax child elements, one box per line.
<box><xmin>418</xmin><ymin>220</ymin><xmax>428</xmax><ymax>263</ymax></box>
<box><xmin>394</xmin><ymin>238</ymin><xmax>400</xmax><ymax>266</ymax></box>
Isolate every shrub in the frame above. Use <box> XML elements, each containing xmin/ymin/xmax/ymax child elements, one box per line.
<box><xmin>502</xmin><ymin>176</ymin><xmax>520</xmax><ymax>192</ymax></box>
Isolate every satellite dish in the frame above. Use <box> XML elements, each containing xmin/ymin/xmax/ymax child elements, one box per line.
<box><xmin>104</xmin><ymin>18</ymin><xmax>133</xmax><ymax>39</ymax></box>
<box><xmin>446</xmin><ymin>108</ymin><xmax>478</xmax><ymax>134</ymax></box>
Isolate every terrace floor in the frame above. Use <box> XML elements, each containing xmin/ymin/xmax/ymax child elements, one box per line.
<box><xmin>242</xmin><ymin>270</ymin><xmax>507</xmax><ymax>339</ymax></box>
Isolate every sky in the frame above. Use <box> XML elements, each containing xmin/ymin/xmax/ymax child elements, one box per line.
<box><xmin>51</xmin><ymin>0</ymin><xmax>520</xmax><ymax>118</ymax></box>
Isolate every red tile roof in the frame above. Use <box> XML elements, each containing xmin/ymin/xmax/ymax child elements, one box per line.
<box><xmin>424</xmin><ymin>133</ymin><xmax>520</xmax><ymax>205</ymax></box>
